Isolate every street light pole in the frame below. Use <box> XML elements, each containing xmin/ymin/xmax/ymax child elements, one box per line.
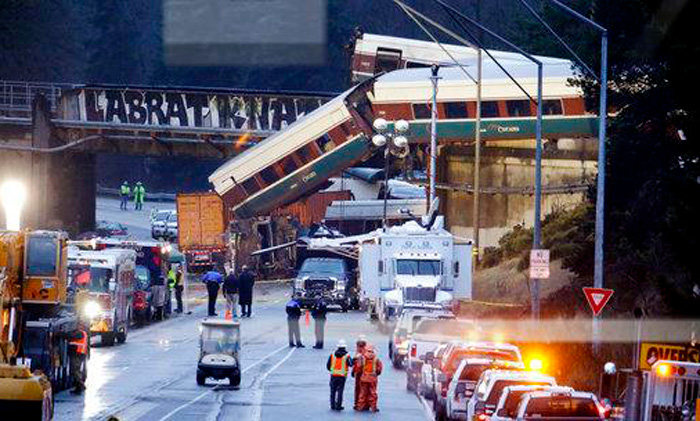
<box><xmin>429</xmin><ymin>64</ymin><xmax>440</xmax><ymax>209</ymax></box>
<box><xmin>549</xmin><ymin>0</ymin><xmax>608</xmax><ymax>351</ymax></box>
<box><xmin>473</xmin><ymin>48</ymin><xmax>482</xmax><ymax>265</ymax></box>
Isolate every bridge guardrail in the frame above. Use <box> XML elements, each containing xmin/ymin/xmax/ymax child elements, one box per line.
<box><xmin>0</xmin><ymin>81</ymin><xmax>73</xmax><ymax>117</ymax></box>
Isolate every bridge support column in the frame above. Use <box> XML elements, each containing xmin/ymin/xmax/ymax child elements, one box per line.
<box><xmin>22</xmin><ymin>95</ymin><xmax>96</xmax><ymax>235</ymax></box>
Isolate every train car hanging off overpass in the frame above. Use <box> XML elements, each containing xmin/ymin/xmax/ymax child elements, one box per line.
<box><xmin>210</xmin><ymin>40</ymin><xmax>598</xmax><ymax>221</ymax></box>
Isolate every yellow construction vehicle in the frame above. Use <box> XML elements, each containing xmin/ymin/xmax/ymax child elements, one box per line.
<box><xmin>0</xmin><ymin>230</ymin><xmax>84</xmax><ymax>420</ymax></box>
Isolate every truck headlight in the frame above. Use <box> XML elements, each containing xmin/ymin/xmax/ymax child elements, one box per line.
<box><xmin>335</xmin><ymin>280</ymin><xmax>345</xmax><ymax>290</ymax></box>
<box><xmin>294</xmin><ymin>279</ymin><xmax>303</xmax><ymax>289</ymax></box>
<box><xmin>83</xmin><ymin>301</ymin><xmax>102</xmax><ymax>319</ymax></box>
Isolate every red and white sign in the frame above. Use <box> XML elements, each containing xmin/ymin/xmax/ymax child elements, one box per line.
<box><xmin>529</xmin><ymin>249</ymin><xmax>550</xmax><ymax>279</ymax></box>
<box><xmin>583</xmin><ymin>287</ymin><xmax>614</xmax><ymax>316</ymax></box>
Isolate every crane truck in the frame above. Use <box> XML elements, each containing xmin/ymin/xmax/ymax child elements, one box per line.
<box><xmin>0</xmin><ymin>230</ymin><xmax>86</xmax><ymax>419</ymax></box>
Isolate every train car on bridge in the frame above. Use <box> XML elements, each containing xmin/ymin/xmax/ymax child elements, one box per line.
<box><xmin>349</xmin><ymin>32</ymin><xmax>571</xmax><ymax>83</ymax></box>
<box><xmin>210</xmin><ymin>41</ymin><xmax>596</xmax><ymax>221</ymax></box>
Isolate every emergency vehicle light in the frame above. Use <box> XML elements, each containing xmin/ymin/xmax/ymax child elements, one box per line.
<box><xmin>656</xmin><ymin>363</ymin><xmax>671</xmax><ymax>377</ymax></box>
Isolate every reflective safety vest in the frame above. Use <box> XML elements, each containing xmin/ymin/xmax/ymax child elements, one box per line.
<box><xmin>70</xmin><ymin>330</ymin><xmax>88</xmax><ymax>355</ymax></box>
<box><xmin>120</xmin><ymin>185</ymin><xmax>130</xmax><ymax>195</ymax></box>
<box><xmin>168</xmin><ymin>269</ymin><xmax>177</xmax><ymax>287</ymax></box>
<box><xmin>362</xmin><ymin>356</ymin><xmax>377</xmax><ymax>377</ymax></box>
<box><xmin>330</xmin><ymin>354</ymin><xmax>349</xmax><ymax>377</ymax></box>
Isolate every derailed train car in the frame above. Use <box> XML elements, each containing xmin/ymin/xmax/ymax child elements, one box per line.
<box><xmin>210</xmin><ymin>42</ymin><xmax>597</xmax><ymax>221</ymax></box>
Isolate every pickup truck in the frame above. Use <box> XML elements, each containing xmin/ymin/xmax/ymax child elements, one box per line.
<box><xmin>445</xmin><ymin>358</ymin><xmax>526</xmax><ymax>421</ymax></box>
<box><xmin>432</xmin><ymin>342</ymin><xmax>523</xmax><ymax>421</ymax></box>
<box><xmin>389</xmin><ymin>306</ymin><xmax>454</xmax><ymax>369</ymax></box>
<box><xmin>514</xmin><ymin>390</ymin><xmax>604</xmax><ymax>420</ymax></box>
<box><xmin>490</xmin><ymin>385</ymin><xmax>574</xmax><ymax>421</ymax></box>
<box><xmin>405</xmin><ymin>319</ymin><xmax>478</xmax><ymax>392</ymax></box>
<box><xmin>466</xmin><ymin>369</ymin><xmax>557</xmax><ymax>420</ymax></box>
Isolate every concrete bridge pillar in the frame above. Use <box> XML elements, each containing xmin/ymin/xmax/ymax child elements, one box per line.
<box><xmin>0</xmin><ymin>95</ymin><xmax>96</xmax><ymax>236</ymax></box>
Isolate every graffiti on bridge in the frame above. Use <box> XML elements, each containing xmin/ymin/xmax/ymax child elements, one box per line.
<box><xmin>77</xmin><ymin>88</ymin><xmax>328</xmax><ymax>132</ymax></box>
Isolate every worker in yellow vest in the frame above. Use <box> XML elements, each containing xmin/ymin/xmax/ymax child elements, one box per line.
<box><xmin>326</xmin><ymin>339</ymin><xmax>352</xmax><ymax>411</ymax></box>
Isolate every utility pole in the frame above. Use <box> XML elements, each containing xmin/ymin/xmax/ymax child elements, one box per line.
<box><xmin>531</xmin><ymin>63</ymin><xmax>543</xmax><ymax>320</ymax></box>
<box><xmin>429</xmin><ymin>64</ymin><xmax>440</xmax><ymax>209</ymax></box>
<box><xmin>473</xmin><ymin>48</ymin><xmax>482</xmax><ymax>265</ymax></box>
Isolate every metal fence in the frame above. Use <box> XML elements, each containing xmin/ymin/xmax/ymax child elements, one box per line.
<box><xmin>0</xmin><ymin>80</ymin><xmax>73</xmax><ymax>117</ymax></box>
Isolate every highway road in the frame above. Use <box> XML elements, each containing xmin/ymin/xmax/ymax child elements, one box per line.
<box><xmin>53</xmin><ymin>285</ymin><xmax>430</xmax><ymax>421</ymax></box>
<box><xmin>96</xmin><ymin>196</ymin><xmax>175</xmax><ymax>241</ymax></box>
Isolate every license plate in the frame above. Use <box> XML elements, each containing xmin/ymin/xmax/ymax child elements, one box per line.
<box><xmin>42</xmin><ymin>280</ymin><xmax>53</xmax><ymax>289</ymax></box>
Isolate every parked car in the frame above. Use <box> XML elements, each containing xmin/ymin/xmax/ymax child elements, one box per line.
<box><xmin>466</xmin><ymin>369</ymin><xmax>557</xmax><ymax>420</ymax></box>
<box><xmin>419</xmin><ymin>342</ymin><xmax>452</xmax><ymax>400</ymax></box>
<box><xmin>96</xmin><ymin>220</ymin><xmax>128</xmax><ymax>237</ymax></box>
<box><xmin>513</xmin><ymin>390</ymin><xmax>604</xmax><ymax>420</ymax></box>
<box><xmin>445</xmin><ymin>358</ymin><xmax>526</xmax><ymax>420</ymax></box>
<box><xmin>389</xmin><ymin>305</ymin><xmax>454</xmax><ymax>369</ymax></box>
<box><xmin>490</xmin><ymin>385</ymin><xmax>574</xmax><ymax>421</ymax></box>
<box><xmin>164</xmin><ymin>211</ymin><xmax>178</xmax><ymax>241</ymax></box>
<box><xmin>293</xmin><ymin>257</ymin><xmax>355</xmax><ymax>310</ymax></box>
<box><xmin>433</xmin><ymin>342</ymin><xmax>523</xmax><ymax>420</ymax></box>
<box><xmin>151</xmin><ymin>210</ymin><xmax>172</xmax><ymax>239</ymax></box>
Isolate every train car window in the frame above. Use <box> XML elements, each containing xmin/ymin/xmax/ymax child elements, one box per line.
<box><xmin>412</xmin><ymin>103</ymin><xmax>431</xmax><ymax>119</ymax></box>
<box><xmin>406</xmin><ymin>61</ymin><xmax>430</xmax><ymax>68</ymax></box>
<box><xmin>280</xmin><ymin>156</ymin><xmax>298</xmax><ymax>174</ymax></box>
<box><xmin>506</xmin><ymin>100</ymin><xmax>532</xmax><ymax>117</ymax></box>
<box><xmin>481</xmin><ymin>101</ymin><xmax>500</xmax><ymax>118</ymax></box>
<box><xmin>241</xmin><ymin>177</ymin><xmax>262</xmax><ymax>196</ymax></box>
<box><xmin>260</xmin><ymin>166</ymin><xmax>279</xmax><ymax>185</ymax></box>
<box><xmin>296</xmin><ymin>143</ymin><xmax>318</xmax><ymax>163</ymax></box>
<box><xmin>375</xmin><ymin>47</ymin><xmax>402</xmax><ymax>74</ymax></box>
<box><xmin>315</xmin><ymin>133</ymin><xmax>335</xmax><ymax>153</ymax></box>
<box><xmin>444</xmin><ymin>102</ymin><xmax>469</xmax><ymax>119</ymax></box>
<box><xmin>543</xmin><ymin>99</ymin><xmax>563</xmax><ymax>115</ymax></box>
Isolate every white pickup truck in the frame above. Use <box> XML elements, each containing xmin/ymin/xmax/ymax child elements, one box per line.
<box><xmin>404</xmin><ymin>319</ymin><xmax>478</xmax><ymax>392</ymax></box>
<box><xmin>388</xmin><ymin>305</ymin><xmax>454</xmax><ymax>369</ymax></box>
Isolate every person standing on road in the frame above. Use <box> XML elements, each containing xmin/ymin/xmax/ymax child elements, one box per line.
<box><xmin>133</xmin><ymin>181</ymin><xmax>146</xmax><ymax>210</ymax></box>
<box><xmin>68</xmin><ymin>322</ymin><xmax>89</xmax><ymax>394</ymax></box>
<box><xmin>168</xmin><ymin>265</ymin><xmax>184</xmax><ymax>313</ymax></box>
<box><xmin>326</xmin><ymin>340</ymin><xmax>352</xmax><ymax>411</ymax></box>
<box><xmin>312</xmin><ymin>298</ymin><xmax>328</xmax><ymax>349</ymax></box>
<box><xmin>202</xmin><ymin>269</ymin><xmax>223</xmax><ymax>316</ymax></box>
<box><xmin>356</xmin><ymin>344</ymin><xmax>383</xmax><ymax>412</ymax></box>
<box><xmin>352</xmin><ymin>335</ymin><xmax>368</xmax><ymax>410</ymax></box>
<box><xmin>238</xmin><ymin>265</ymin><xmax>255</xmax><ymax>317</ymax></box>
<box><xmin>223</xmin><ymin>268</ymin><xmax>239</xmax><ymax>319</ymax></box>
<box><xmin>120</xmin><ymin>181</ymin><xmax>131</xmax><ymax>211</ymax></box>
<box><xmin>285</xmin><ymin>298</ymin><xmax>304</xmax><ymax>348</ymax></box>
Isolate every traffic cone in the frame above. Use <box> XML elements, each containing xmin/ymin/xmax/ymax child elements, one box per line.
<box><xmin>305</xmin><ymin>309</ymin><xmax>310</xmax><ymax>326</ymax></box>
<box><xmin>225</xmin><ymin>309</ymin><xmax>232</xmax><ymax>320</ymax></box>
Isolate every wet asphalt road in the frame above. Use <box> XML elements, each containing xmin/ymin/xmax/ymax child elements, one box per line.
<box><xmin>53</xmin><ymin>284</ymin><xmax>430</xmax><ymax>421</ymax></box>
<box><xmin>96</xmin><ymin>196</ymin><xmax>175</xmax><ymax>241</ymax></box>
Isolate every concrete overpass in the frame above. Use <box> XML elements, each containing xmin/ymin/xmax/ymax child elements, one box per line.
<box><xmin>0</xmin><ymin>81</ymin><xmax>334</xmax><ymax>234</ymax></box>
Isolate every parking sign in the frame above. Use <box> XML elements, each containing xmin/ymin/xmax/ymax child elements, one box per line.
<box><xmin>529</xmin><ymin>249</ymin><xmax>550</xmax><ymax>279</ymax></box>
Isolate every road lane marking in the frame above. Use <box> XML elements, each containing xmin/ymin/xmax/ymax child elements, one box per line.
<box><xmin>156</xmin><ymin>344</ymin><xmax>289</xmax><ymax>421</ymax></box>
<box><xmin>250</xmin><ymin>347</ymin><xmax>297</xmax><ymax>421</ymax></box>
<box><xmin>418</xmin><ymin>395</ymin><xmax>435</xmax><ymax>421</ymax></box>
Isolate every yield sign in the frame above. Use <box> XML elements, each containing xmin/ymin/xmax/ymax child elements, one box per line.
<box><xmin>583</xmin><ymin>287</ymin><xmax>614</xmax><ymax>316</ymax></box>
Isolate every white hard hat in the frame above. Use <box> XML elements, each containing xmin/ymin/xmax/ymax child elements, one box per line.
<box><xmin>337</xmin><ymin>340</ymin><xmax>347</xmax><ymax>349</ymax></box>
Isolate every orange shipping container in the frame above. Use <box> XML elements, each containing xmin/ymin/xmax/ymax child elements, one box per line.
<box><xmin>176</xmin><ymin>192</ymin><xmax>226</xmax><ymax>250</ymax></box>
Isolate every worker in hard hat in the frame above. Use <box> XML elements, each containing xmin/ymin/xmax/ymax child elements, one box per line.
<box><xmin>133</xmin><ymin>181</ymin><xmax>146</xmax><ymax>210</ymax></box>
<box><xmin>68</xmin><ymin>320</ymin><xmax>89</xmax><ymax>394</ymax></box>
<box><xmin>352</xmin><ymin>335</ymin><xmax>367</xmax><ymax>410</ymax></box>
<box><xmin>355</xmin><ymin>344</ymin><xmax>383</xmax><ymax>412</ymax></box>
<box><xmin>326</xmin><ymin>339</ymin><xmax>352</xmax><ymax>411</ymax></box>
<box><xmin>120</xmin><ymin>181</ymin><xmax>131</xmax><ymax>211</ymax></box>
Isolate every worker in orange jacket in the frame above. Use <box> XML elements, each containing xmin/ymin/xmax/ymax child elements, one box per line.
<box><xmin>355</xmin><ymin>344</ymin><xmax>383</xmax><ymax>412</ymax></box>
<box><xmin>69</xmin><ymin>323</ymin><xmax>89</xmax><ymax>394</ymax></box>
<box><xmin>352</xmin><ymin>335</ymin><xmax>367</xmax><ymax>410</ymax></box>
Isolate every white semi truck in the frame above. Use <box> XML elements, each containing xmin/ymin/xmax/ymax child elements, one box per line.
<box><xmin>358</xmin><ymin>216</ymin><xmax>472</xmax><ymax>322</ymax></box>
